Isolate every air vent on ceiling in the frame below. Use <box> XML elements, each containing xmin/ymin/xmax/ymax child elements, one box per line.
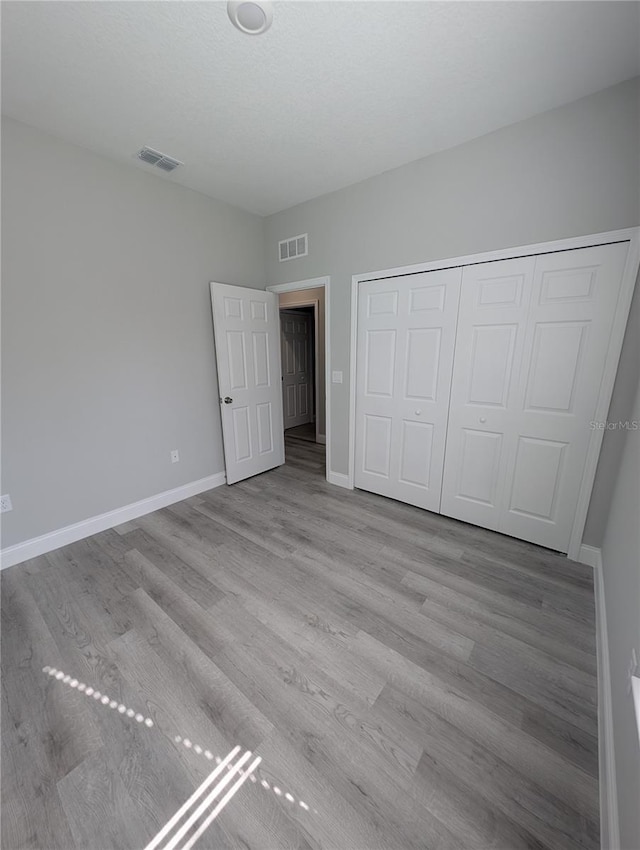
<box><xmin>136</xmin><ymin>146</ymin><xmax>183</xmax><ymax>173</ymax></box>
<box><xmin>278</xmin><ymin>233</ymin><xmax>308</xmax><ymax>262</ymax></box>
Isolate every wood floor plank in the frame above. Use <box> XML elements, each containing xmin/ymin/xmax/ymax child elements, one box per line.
<box><xmin>374</xmin><ymin>683</ymin><xmax>598</xmax><ymax>850</ymax></box>
<box><xmin>57</xmin><ymin>748</ymin><xmax>150</xmax><ymax>850</ymax></box>
<box><xmin>400</xmin><ymin>554</ymin><xmax>596</xmax><ymax>654</ymax></box>
<box><xmin>212</xmin><ymin>608</ymin><xmax>461</xmax><ymax>850</ymax></box>
<box><xmin>469</xmin><ymin>640</ymin><xmax>597</xmax><ymax>737</ymax></box>
<box><xmin>1</xmin><ymin>437</ymin><xmax>600</xmax><ymax>850</ymax></box>
<box><xmin>407</xmin><ymin>568</ymin><xmax>597</xmax><ymax>674</ymax></box>
<box><xmin>123</xmin><ymin>586</ymin><xmax>274</xmax><ymax>751</ymax></box>
<box><xmin>123</xmin><ymin>527</ymin><xmax>225</xmax><ymax>608</ymax></box>
<box><xmin>356</xmin><ymin>631</ymin><xmax>598</xmax><ymax>819</ymax></box>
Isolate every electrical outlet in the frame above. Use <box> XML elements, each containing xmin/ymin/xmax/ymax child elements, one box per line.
<box><xmin>170</xmin><ymin>450</ymin><xmax>180</xmax><ymax>464</ymax></box>
<box><xmin>627</xmin><ymin>648</ymin><xmax>638</xmax><ymax>694</ymax></box>
<box><xmin>0</xmin><ymin>494</ymin><xmax>13</xmax><ymax>513</ymax></box>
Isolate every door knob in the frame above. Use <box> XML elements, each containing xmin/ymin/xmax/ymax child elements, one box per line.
<box><xmin>415</xmin><ymin>410</ymin><xmax>422</xmax><ymax>416</ymax></box>
<box><xmin>224</xmin><ymin>397</ymin><xmax>233</xmax><ymax>404</ymax></box>
<box><xmin>479</xmin><ymin>416</ymin><xmax>487</xmax><ymax>423</ymax></box>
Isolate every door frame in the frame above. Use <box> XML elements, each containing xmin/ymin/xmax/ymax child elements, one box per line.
<box><xmin>279</xmin><ymin>303</ymin><xmax>320</xmax><ymax>443</ymax></box>
<box><xmin>267</xmin><ymin>276</ymin><xmax>331</xmax><ymax>483</ymax></box>
<box><xmin>348</xmin><ymin>227</ymin><xmax>640</xmax><ymax>562</ymax></box>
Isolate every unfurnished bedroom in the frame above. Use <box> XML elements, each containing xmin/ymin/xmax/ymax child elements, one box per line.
<box><xmin>1</xmin><ymin>2</ymin><xmax>639</xmax><ymax>849</ymax></box>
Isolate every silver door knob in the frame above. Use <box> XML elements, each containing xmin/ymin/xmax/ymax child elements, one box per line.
<box><xmin>415</xmin><ymin>410</ymin><xmax>422</xmax><ymax>416</ymax></box>
<box><xmin>224</xmin><ymin>397</ymin><xmax>233</xmax><ymax>404</ymax></box>
<box><xmin>479</xmin><ymin>416</ymin><xmax>487</xmax><ymax>423</ymax></box>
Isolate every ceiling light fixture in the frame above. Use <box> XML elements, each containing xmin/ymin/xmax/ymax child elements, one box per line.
<box><xmin>227</xmin><ymin>1</ymin><xmax>272</xmax><ymax>35</ymax></box>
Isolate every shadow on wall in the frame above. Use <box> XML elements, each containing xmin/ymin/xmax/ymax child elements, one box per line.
<box><xmin>584</xmin><ymin>270</ymin><xmax>640</xmax><ymax>546</ymax></box>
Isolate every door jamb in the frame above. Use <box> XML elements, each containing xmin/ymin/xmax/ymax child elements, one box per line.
<box><xmin>267</xmin><ymin>276</ymin><xmax>331</xmax><ymax>484</ymax></box>
<box><xmin>348</xmin><ymin>227</ymin><xmax>640</xmax><ymax>561</ymax></box>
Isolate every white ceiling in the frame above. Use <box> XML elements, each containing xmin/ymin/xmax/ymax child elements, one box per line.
<box><xmin>2</xmin><ymin>1</ymin><xmax>639</xmax><ymax>216</ymax></box>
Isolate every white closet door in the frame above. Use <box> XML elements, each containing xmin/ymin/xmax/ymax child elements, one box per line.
<box><xmin>440</xmin><ymin>257</ymin><xmax>537</xmax><ymax>531</ymax></box>
<box><xmin>441</xmin><ymin>243</ymin><xmax>629</xmax><ymax>551</ymax></box>
<box><xmin>355</xmin><ymin>268</ymin><xmax>462</xmax><ymax>511</ymax></box>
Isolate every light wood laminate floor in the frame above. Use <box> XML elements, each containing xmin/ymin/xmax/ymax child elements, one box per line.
<box><xmin>1</xmin><ymin>438</ymin><xmax>599</xmax><ymax>850</ymax></box>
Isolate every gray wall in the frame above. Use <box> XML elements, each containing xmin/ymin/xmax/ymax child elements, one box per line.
<box><xmin>263</xmin><ymin>76</ymin><xmax>640</xmax><ymax>533</ymax></box>
<box><xmin>3</xmin><ymin>78</ymin><xmax>639</xmax><ymax>550</ymax></box>
<box><xmin>1</xmin><ymin>118</ymin><xmax>265</xmax><ymax>548</ymax></box>
<box><xmin>278</xmin><ymin>287</ymin><xmax>326</xmax><ymax>438</ymax></box>
<box><xmin>600</xmin><ymin>376</ymin><xmax>640</xmax><ymax>850</ymax></box>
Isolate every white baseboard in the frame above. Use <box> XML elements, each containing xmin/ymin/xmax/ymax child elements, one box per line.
<box><xmin>578</xmin><ymin>544</ymin><xmax>602</xmax><ymax>568</ymax></box>
<box><xmin>0</xmin><ymin>472</ymin><xmax>226</xmax><ymax>570</ymax></box>
<box><xmin>592</xmin><ymin>547</ymin><xmax>621</xmax><ymax>850</ymax></box>
<box><xmin>316</xmin><ymin>434</ymin><xmax>326</xmax><ymax>445</ymax></box>
<box><xmin>327</xmin><ymin>471</ymin><xmax>352</xmax><ymax>489</ymax></box>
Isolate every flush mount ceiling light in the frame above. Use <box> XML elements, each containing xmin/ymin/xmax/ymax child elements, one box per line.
<box><xmin>227</xmin><ymin>1</ymin><xmax>273</xmax><ymax>35</ymax></box>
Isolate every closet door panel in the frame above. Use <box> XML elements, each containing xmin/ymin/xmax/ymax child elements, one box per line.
<box><xmin>442</xmin><ymin>243</ymin><xmax>629</xmax><ymax>551</ymax></box>
<box><xmin>440</xmin><ymin>257</ymin><xmax>536</xmax><ymax>529</ymax></box>
<box><xmin>501</xmin><ymin>242</ymin><xmax>629</xmax><ymax>549</ymax></box>
<box><xmin>355</xmin><ymin>268</ymin><xmax>462</xmax><ymax>511</ymax></box>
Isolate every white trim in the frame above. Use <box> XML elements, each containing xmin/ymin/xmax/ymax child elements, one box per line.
<box><xmin>267</xmin><ymin>277</ymin><xmax>329</xmax><ymax>294</ymax></box>
<box><xmin>327</xmin><ymin>471</ymin><xmax>351</xmax><ymax>489</ymax></box>
<box><xmin>349</xmin><ymin>227</ymin><xmax>640</xmax><ymax>554</ymax></box>
<box><xmin>0</xmin><ymin>472</ymin><xmax>226</xmax><ymax>570</ymax></box>
<box><xmin>347</xmin><ymin>275</ymin><xmax>359</xmax><ymax>489</ymax></box>
<box><xmin>577</xmin><ymin>544</ymin><xmax>602</xmax><ymax>568</ymax></box>
<box><xmin>352</xmin><ymin>227</ymin><xmax>639</xmax><ymax>285</ymax></box>
<box><xmin>267</xmin><ymin>276</ymin><xmax>332</xmax><ymax>483</ymax></box>
<box><xmin>593</xmin><ymin>548</ymin><xmax>621</xmax><ymax>850</ymax></box>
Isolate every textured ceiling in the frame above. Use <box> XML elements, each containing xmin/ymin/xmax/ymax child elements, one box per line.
<box><xmin>2</xmin><ymin>1</ymin><xmax>639</xmax><ymax>215</ymax></box>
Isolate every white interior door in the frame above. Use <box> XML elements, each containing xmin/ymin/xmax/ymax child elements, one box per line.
<box><xmin>355</xmin><ymin>268</ymin><xmax>462</xmax><ymax>511</ymax></box>
<box><xmin>210</xmin><ymin>282</ymin><xmax>285</xmax><ymax>485</ymax></box>
<box><xmin>281</xmin><ymin>310</ymin><xmax>313</xmax><ymax>430</ymax></box>
<box><xmin>441</xmin><ymin>243</ymin><xmax>630</xmax><ymax>551</ymax></box>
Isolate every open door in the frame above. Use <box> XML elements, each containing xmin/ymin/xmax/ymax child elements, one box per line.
<box><xmin>210</xmin><ymin>282</ymin><xmax>285</xmax><ymax>484</ymax></box>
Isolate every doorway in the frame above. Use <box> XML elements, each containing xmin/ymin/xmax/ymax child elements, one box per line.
<box><xmin>280</xmin><ymin>306</ymin><xmax>317</xmax><ymax>442</ymax></box>
<box><xmin>267</xmin><ymin>277</ymin><xmax>331</xmax><ymax>482</ymax></box>
<box><xmin>276</xmin><ymin>285</ymin><xmax>327</xmax><ymax>450</ymax></box>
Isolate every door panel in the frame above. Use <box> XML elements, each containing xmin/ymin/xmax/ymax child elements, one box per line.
<box><xmin>467</xmin><ymin>324</ymin><xmax>518</xmax><ymax>407</ymax></box>
<box><xmin>508</xmin><ymin>437</ymin><xmax>566</xmax><ymax>520</ymax></box>
<box><xmin>281</xmin><ymin>311</ymin><xmax>313</xmax><ymax>429</ymax></box>
<box><xmin>355</xmin><ymin>268</ymin><xmax>462</xmax><ymax>511</ymax></box>
<box><xmin>211</xmin><ymin>283</ymin><xmax>285</xmax><ymax>485</ymax></box>
<box><xmin>458</xmin><ymin>429</ymin><xmax>503</xmax><ymax>509</ymax></box>
<box><xmin>405</xmin><ymin>328</ymin><xmax>440</xmax><ymax>400</ymax></box>
<box><xmin>501</xmin><ymin>242</ymin><xmax>629</xmax><ymax>549</ymax></box>
<box><xmin>399</xmin><ymin>420</ymin><xmax>434</xmax><ymax>489</ymax></box>
<box><xmin>441</xmin><ymin>256</ymin><xmax>536</xmax><ymax>528</ymax></box>
<box><xmin>441</xmin><ymin>242</ymin><xmax>629</xmax><ymax>550</ymax></box>
<box><xmin>524</xmin><ymin>322</ymin><xmax>587</xmax><ymax>412</ymax></box>
<box><xmin>252</xmin><ymin>332</ymin><xmax>270</xmax><ymax>387</ymax></box>
<box><xmin>366</xmin><ymin>330</ymin><xmax>396</xmax><ymax>396</ymax></box>
<box><xmin>363</xmin><ymin>415</ymin><xmax>392</xmax><ymax>477</ymax></box>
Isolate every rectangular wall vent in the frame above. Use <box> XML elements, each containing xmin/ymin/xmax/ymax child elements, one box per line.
<box><xmin>279</xmin><ymin>233</ymin><xmax>308</xmax><ymax>262</ymax></box>
<box><xmin>137</xmin><ymin>146</ymin><xmax>183</xmax><ymax>173</ymax></box>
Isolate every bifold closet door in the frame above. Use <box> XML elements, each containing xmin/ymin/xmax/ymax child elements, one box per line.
<box><xmin>441</xmin><ymin>242</ymin><xmax>630</xmax><ymax>551</ymax></box>
<box><xmin>355</xmin><ymin>268</ymin><xmax>462</xmax><ymax>511</ymax></box>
